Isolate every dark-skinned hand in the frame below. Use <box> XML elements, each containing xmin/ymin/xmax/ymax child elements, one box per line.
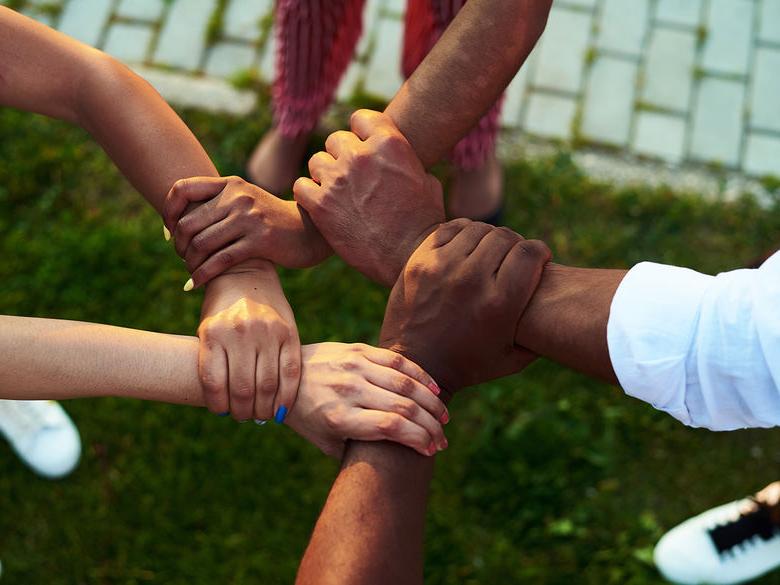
<box><xmin>379</xmin><ymin>219</ymin><xmax>552</xmax><ymax>399</ymax></box>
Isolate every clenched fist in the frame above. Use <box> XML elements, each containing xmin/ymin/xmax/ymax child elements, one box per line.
<box><xmin>379</xmin><ymin>219</ymin><xmax>552</xmax><ymax>398</ymax></box>
<box><xmin>294</xmin><ymin>109</ymin><xmax>445</xmax><ymax>286</ymax></box>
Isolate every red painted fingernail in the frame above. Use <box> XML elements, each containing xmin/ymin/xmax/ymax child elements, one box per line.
<box><xmin>441</xmin><ymin>411</ymin><xmax>450</xmax><ymax>425</ymax></box>
<box><xmin>427</xmin><ymin>382</ymin><xmax>440</xmax><ymax>396</ymax></box>
<box><xmin>427</xmin><ymin>443</ymin><xmax>437</xmax><ymax>456</ymax></box>
<box><xmin>441</xmin><ymin>438</ymin><xmax>449</xmax><ymax>450</ymax></box>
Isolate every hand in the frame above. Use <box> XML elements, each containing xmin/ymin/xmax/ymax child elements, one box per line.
<box><xmin>198</xmin><ymin>263</ymin><xmax>301</xmax><ymax>423</ymax></box>
<box><xmin>294</xmin><ymin>109</ymin><xmax>445</xmax><ymax>286</ymax></box>
<box><xmin>379</xmin><ymin>219</ymin><xmax>552</xmax><ymax>397</ymax></box>
<box><xmin>285</xmin><ymin>343</ymin><xmax>449</xmax><ymax>458</ymax></box>
<box><xmin>162</xmin><ymin>176</ymin><xmax>332</xmax><ymax>288</ymax></box>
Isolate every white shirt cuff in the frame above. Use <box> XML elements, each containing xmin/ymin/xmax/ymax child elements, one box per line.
<box><xmin>607</xmin><ymin>262</ymin><xmax>714</xmax><ymax>425</ymax></box>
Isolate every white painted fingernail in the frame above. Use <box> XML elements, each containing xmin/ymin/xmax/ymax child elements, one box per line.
<box><xmin>163</xmin><ymin>225</ymin><xmax>171</xmax><ymax>242</ymax></box>
<box><xmin>183</xmin><ymin>278</ymin><xmax>194</xmax><ymax>292</ymax></box>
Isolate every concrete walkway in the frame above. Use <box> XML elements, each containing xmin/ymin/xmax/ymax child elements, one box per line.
<box><xmin>6</xmin><ymin>0</ymin><xmax>780</xmax><ymax>184</ymax></box>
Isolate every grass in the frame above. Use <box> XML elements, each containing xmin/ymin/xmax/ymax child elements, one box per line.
<box><xmin>1</xmin><ymin>102</ymin><xmax>780</xmax><ymax>585</ymax></box>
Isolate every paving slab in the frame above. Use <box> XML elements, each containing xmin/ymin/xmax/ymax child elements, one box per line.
<box><xmin>690</xmin><ymin>78</ymin><xmax>745</xmax><ymax>166</ymax></box>
<box><xmin>633</xmin><ymin>111</ymin><xmax>686</xmax><ymax>162</ymax></box>
<box><xmin>154</xmin><ymin>0</ymin><xmax>216</xmax><ymax>70</ymax></box>
<box><xmin>701</xmin><ymin>0</ymin><xmax>754</xmax><ymax>76</ymax></box>
<box><xmin>641</xmin><ymin>28</ymin><xmax>696</xmax><ymax>112</ymax></box>
<box><xmin>205</xmin><ymin>42</ymin><xmax>258</xmax><ymax>78</ymax></box>
<box><xmin>655</xmin><ymin>0</ymin><xmax>702</xmax><ymax>28</ymax></box>
<box><xmin>596</xmin><ymin>0</ymin><xmax>648</xmax><ymax>57</ymax></box>
<box><xmin>364</xmin><ymin>17</ymin><xmax>404</xmax><ymax>100</ymax></box>
<box><xmin>104</xmin><ymin>23</ymin><xmax>154</xmax><ymax>64</ymax></box>
<box><xmin>750</xmin><ymin>47</ymin><xmax>780</xmax><ymax>133</ymax></box>
<box><xmin>524</xmin><ymin>91</ymin><xmax>577</xmax><ymax>140</ymax></box>
<box><xmin>224</xmin><ymin>0</ymin><xmax>272</xmax><ymax>42</ymax></box>
<box><xmin>533</xmin><ymin>6</ymin><xmax>592</xmax><ymax>93</ymax></box>
<box><xmin>582</xmin><ymin>56</ymin><xmax>637</xmax><ymax>146</ymax></box>
<box><xmin>116</xmin><ymin>0</ymin><xmax>165</xmax><ymax>22</ymax></box>
<box><xmin>744</xmin><ymin>133</ymin><xmax>780</xmax><ymax>177</ymax></box>
<box><xmin>58</xmin><ymin>0</ymin><xmax>112</xmax><ymax>46</ymax></box>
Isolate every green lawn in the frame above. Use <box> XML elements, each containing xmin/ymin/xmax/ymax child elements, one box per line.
<box><xmin>1</xmin><ymin>101</ymin><xmax>780</xmax><ymax>584</ymax></box>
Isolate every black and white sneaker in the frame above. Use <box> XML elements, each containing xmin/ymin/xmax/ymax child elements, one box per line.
<box><xmin>654</xmin><ymin>482</ymin><xmax>780</xmax><ymax>584</ymax></box>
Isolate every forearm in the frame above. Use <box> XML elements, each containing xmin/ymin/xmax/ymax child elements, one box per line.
<box><xmin>515</xmin><ymin>264</ymin><xmax>626</xmax><ymax>383</ymax></box>
<box><xmin>0</xmin><ymin>8</ymin><xmax>217</xmax><ymax>212</ymax></box>
<box><xmin>384</xmin><ymin>0</ymin><xmax>551</xmax><ymax>167</ymax></box>
<box><xmin>0</xmin><ymin>315</ymin><xmax>203</xmax><ymax>405</ymax></box>
<box><xmin>296</xmin><ymin>442</ymin><xmax>434</xmax><ymax>585</ymax></box>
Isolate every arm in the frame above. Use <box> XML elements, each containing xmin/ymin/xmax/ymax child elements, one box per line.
<box><xmin>0</xmin><ymin>315</ymin><xmax>448</xmax><ymax>457</ymax></box>
<box><xmin>515</xmin><ymin>264</ymin><xmax>626</xmax><ymax>383</ymax></box>
<box><xmin>296</xmin><ymin>223</ymin><xmax>550</xmax><ymax>585</ymax></box>
<box><xmin>385</xmin><ymin>0</ymin><xmax>552</xmax><ymax>167</ymax></box>
<box><xmin>0</xmin><ymin>8</ymin><xmax>302</xmax><ymax>420</ymax></box>
<box><xmin>0</xmin><ymin>7</ymin><xmax>215</xmax><ymax>212</ymax></box>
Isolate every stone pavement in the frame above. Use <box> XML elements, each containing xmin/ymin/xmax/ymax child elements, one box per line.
<box><xmin>5</xmin><ymin>0</ymin><xmax>780</xmax><ymax>183</ymax></box>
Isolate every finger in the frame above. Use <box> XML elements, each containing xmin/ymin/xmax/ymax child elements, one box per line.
<box><xmin>198</xmin><ymin>343</ymin><xmax>229</xmax><ymax>415</ymax></box>
<box><xmin>189</xmin><ymin>239</ymin><xmax>254</xmax><ymax>288</ymax></box>
<box><xmin>225</xmin><ymin>346</ymin><xmax>258</xmax><ymax>422</ymax></box>
<box><xmin>163</xmin><ymin>176</ymin><xmax>228</xmax><ymax>232</ymax></box>
<box><xmin>497</xmin><ymin>239</ymin><xmax>552</xmax><ymax>315</ymax></box>
<box><xmin>173</xmin><ymin>198</ymin><xmax>230</xmax><ymax>258</ymax></box>
<box><xmin>338</xmin><ymin>409</ymin><xmax>439</xmax><ymax>457</ymax></box>
<box><xmin>359</xmin><ymin>358</ymin><xmax>449</xmax><ymax>427</ymax></box>
<box><xmin>183</xmin><ymin>217</ymin><xmax>243</xmax><ymax>273</ymax></box>
<box><xmin>466</xmin><ymin>227</ymin><xmax>523</xmax><ymax>276</ymax></box>
<box><xmin>254</xmin><ymin>341</ymin><xmax>281</xmax><ymax>421</ymax></box>
<box><xmin>421</xmin><ymin>217</ymin><xmax>473</xmax><ymax>250</ymax></box>
<box><xmin>350</xmin><ymin>109</ymin><xmax>396</xmax><ymax>141</ymax></box>
<box><xmin>292</xmin><ymin>177</ymin><xmax>323</xmax><ymax>210</ymax></box>
<box><xmin>443</xmin><ymin>221</ymin><xmax>494</xmax><ymax>257</ymax></box>
<box><xmin>271</xmin><ymin>334</ymin><xmax>302</xmax><ymax>424</ymax></box>
<box><xmin>324</xmin><ymin>130</ymin><xmax>360</xmax><ymax>159</ymax></box>
<box><xmin>307</xmin><ymin>151</ymin><xmax>335</xmax><ymax>184</ymax></box>
<box><xmin>360</xmin><ymin>345</ymin><xmax>441</xmax><ymax>396</ymax></box>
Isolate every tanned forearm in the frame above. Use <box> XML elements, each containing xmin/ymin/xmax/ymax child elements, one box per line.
<box><xmin>0</xmin><ymin>315</ymin><xmax>204</xmax><ymax>405</ymax></box>
<box><xmin>0</xmin><ymin>8</ymin><xmax>217</xmax><ymax>212</ymax></box>
<box><xmin>385</xmin><ymin>0</ymin><xmax>552</xmax><ymax>167</ymax></box>
<box><xmin>298</xmin><ymin>5</ymin><xmax>551</xmax><ymax>581</ymax></box>
<box><xmin>515</xmin><ymin>264</ymin><xmax>627</xmax><ymax>383</ymax></box>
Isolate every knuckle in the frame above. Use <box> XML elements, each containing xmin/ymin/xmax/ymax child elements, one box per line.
<box><xmin>332</xmin><ymin>381</ymin><xmax>357</xmax><ymax>397</ymax></box>
<box><xmin>218</xmin><ymin>250</ymin><xmax>235</xmax><ymax>267</ymax></box>
<box><xmin>340</xmin><ymin>357</ymin><xmax>360</xmax><ymax>372</ymax></box>
<box><xmin>389</xmin><ymin>353</ymin><xmax>405</xmax><ymax>371</ymax></box>
<box><xmin>282</xmin><ymin>360</ymin><xmax>301</xmax><ymax>379</ymax></box>
<box><xmin>324</xmin><ymin>409</ymin><xmax>343</xmax><ymax>431</ymax></box>
<box><xmin>393</xmin><ymin>399</ymin><xmax>418</xmax><ymax>419</ymax></box>
<box><xmin>396</xmin><ymin>375</ymin><xmax>416</xmax><ymax>396</ymax></box>
<box><xmin>259</xmin><ymin>377</ymin><xmax>278</xmax><ymax>395</ymax></box>
<box><xmin>379</xmin><ymin>413</ymin><xmax>402</xmax><ymax>436</ymax></box>
<box><xmin>231</xmin><ymin>385</ymin><xmax>254</xmax><ymax>401</ymax></box>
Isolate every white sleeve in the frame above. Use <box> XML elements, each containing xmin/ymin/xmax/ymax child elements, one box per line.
<box><xmin>606</xmin><ymin>252</ymin><xmax>780</xmax><ymax>430</ymax></box>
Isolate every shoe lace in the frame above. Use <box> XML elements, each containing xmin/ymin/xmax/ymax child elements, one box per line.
<box><xmin>708</xmin><ymin>497</ymin><xmax>780</xmax><ymax>556</ymax></box>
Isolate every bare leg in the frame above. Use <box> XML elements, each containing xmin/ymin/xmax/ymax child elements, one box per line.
<box><xmin>247</xmin><ymin>0</ymin><xmax>366</xmax><ymax>192</ymax></box>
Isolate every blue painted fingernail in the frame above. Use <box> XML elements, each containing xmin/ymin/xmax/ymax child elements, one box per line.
<box><xmin>217</xmin><ymin>411</ymin><xmax>230</xmax><ymax>417</ymax></box>
<box><xmin>254</xmin><ymin>419</ymin><xmax>268</xmax><ymax>426</ymax></box>
<box><xmin>274</xmin><ymin>405</ymin><xmax>288</xmax><ymax>424</ymax></box>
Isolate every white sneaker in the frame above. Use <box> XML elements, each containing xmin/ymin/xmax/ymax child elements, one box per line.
<box><xmin>0</xmin><ymin>400</ymin><xmax>81</xmax><ymax>479</ymax></box>
<box><xmin>654</xmin><ymin>482</ymin><xmax>780</xmax><ymax>584</ymax></box>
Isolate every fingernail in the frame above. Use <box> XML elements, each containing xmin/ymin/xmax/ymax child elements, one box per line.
<box><xmin>217</xmin><ymin>411</ymin><xmax>230</xmax><ymax>417</ymax></box>
<box><xmin>427</xmin><ymin>443</ymin><xmax>437</xmax><ymax>456</ymax></box>
<box><xmin>274</xmin><ymin>405</ymin><xmax>288</xmax><ymax>424</ymax></box>
<box><xmin>183</xmin><ymin>278</ymin><xmax>194</xmax><ymax>292</ymax></box>
<box><xmin>427</xmin><ymin>382</ymin><xmax>440</xmax><ymax>396</ymax></box>
<box><xmin>163</xmin><ymin>225</ymin><xmax>171</xmax><ymax>242</ymax></box>
<box><xmin>254</xmin><ymin>419</ymin><xmax>268</xmax><ymax>426</ymax></box>
<box><xmin>441</xmin><ymin>411</ymin><xmax>450</xmax><ymax>425</ymax></box>
<box><xmin>441</xmin><ymin>438</ymin><xmax>449</xmax><ymax>450</ymax></box>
